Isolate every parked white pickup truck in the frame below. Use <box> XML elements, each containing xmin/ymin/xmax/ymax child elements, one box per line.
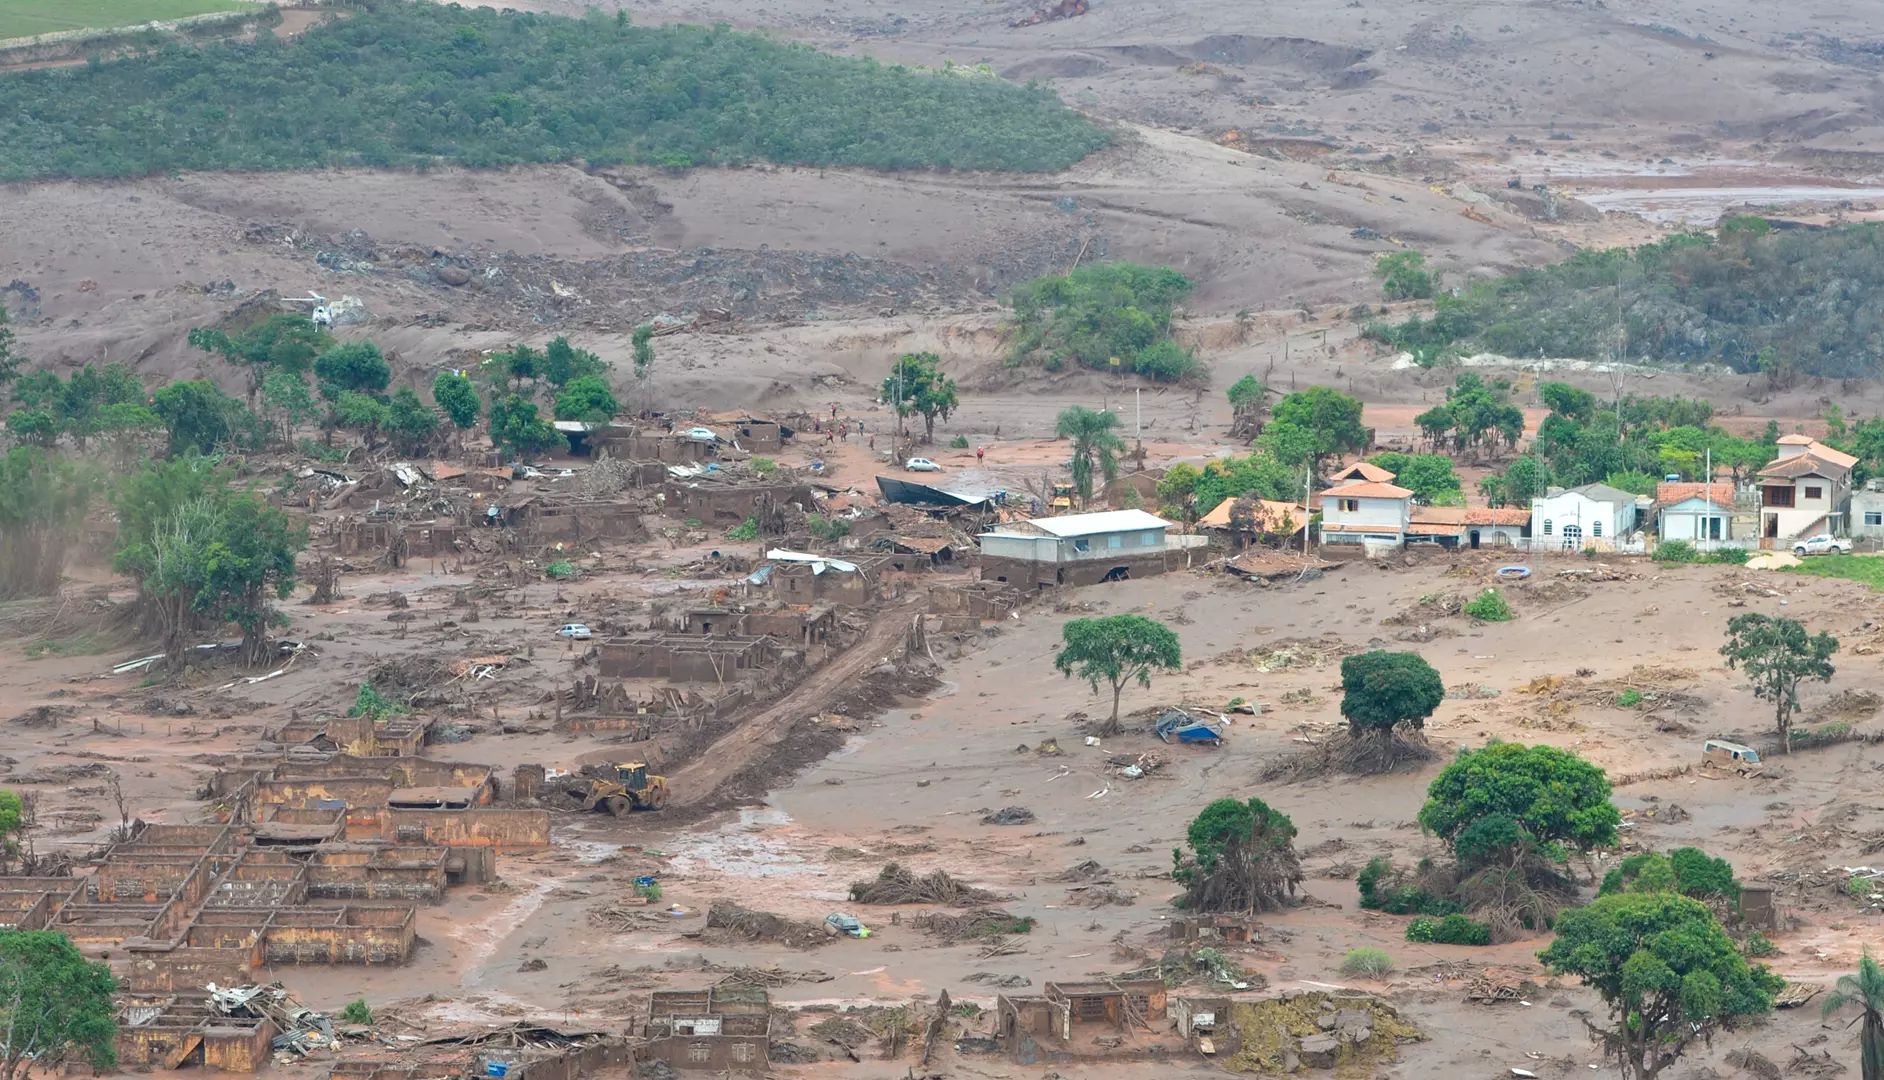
<box><xmin>1793</xmin><ymin>534</ymin><xmax>1853</xmax><ymax>556</ymax></box>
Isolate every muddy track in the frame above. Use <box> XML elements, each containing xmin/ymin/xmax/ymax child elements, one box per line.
<box><xmin>665</xmin><ymin>598</ymin><xmax>923</xmax><ymax>808</ymax></box>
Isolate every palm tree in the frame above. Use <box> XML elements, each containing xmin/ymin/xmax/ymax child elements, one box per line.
<box><xmin>1825</xmin><ymin>949</ymin><xmax>1884</xmax><ymax>1080</ymax></box>
<box><xmin>1056</xmin><ymin>406</ymin><xmax>1124</xmax><ymax>505</ymax></box>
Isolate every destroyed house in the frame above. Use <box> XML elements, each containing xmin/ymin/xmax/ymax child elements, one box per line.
<box><xmin>597</xmin><ymin>633</ymin><xmax>786</xmax><ymax>683</ymax></box>
<box><xmin>640</xmin><ymin>988</ymin><xmax>771</xmax><ymax>1072</ymax></box>
<box><xmin>663</xmin><ymin>480</ymin><xmax>814</xmax><ymax>524</ymax></box>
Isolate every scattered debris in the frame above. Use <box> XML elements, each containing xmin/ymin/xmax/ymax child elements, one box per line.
<box><xmin>981</xmin><ymin>806</ymin><xmax>1035</xmax><ymax>826</ymax></box>
<box><xmin>703</xmin><ymin>900</ymin><xmax>832</xmax><ymax>948</ymax></box>
<box><xmin>848</xmin><ymin>863</ymin><xmax>1003</xmax><ymax>906</ymax></box>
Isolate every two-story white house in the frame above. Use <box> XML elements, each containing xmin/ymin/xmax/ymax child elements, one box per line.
<box><xmin>1317</xmin><ymin>478</ymin><xmax>1414</xmax><ymax>545</ymax></box>
<box><xmin>1530</xmin><ymin>483</ymin><xmax>1640</xmax><ymax>550</ymax></box>
<box><xmin>1758</xmin><ymin>435</ymin><xmax>1854</xmax><ymax>541</ymax></box>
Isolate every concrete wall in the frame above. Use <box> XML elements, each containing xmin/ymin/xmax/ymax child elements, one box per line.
<box><xmin>264</xmin><ymin>906</ymin><xmax>415</xmax><ymax>964</ymax></box>
<box><xmin>381</xmin><ymin>808</ymin><xmax>551</xmax><ymax>848</ymax></box>
<box><xmin>981</xmin><ymin>551</ymin><xmax>1170</xmax><ymax>589</ymax></box>
<box><xmin>123</xmin><ymin>944</ymin><xmax>260</xmax><ymax>991</ymax></box>
<box><xmin>638</xmin><ymin>1035</ymin><xmax>768</xmax><ymax>1073</ymax></box>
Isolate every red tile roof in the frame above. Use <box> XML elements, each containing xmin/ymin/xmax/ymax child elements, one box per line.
<box><xmin>1319</xmin><ymin>480</ymin><xmax>1414</xmax><ymax>500</ymax></box>
<box><xmin>1463</xmin><ymin>508</ymin><xmax>1531</xmax><ymax>525</ymax></box>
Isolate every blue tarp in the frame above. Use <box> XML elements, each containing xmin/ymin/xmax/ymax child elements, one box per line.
<box><xmin>1155</xmin><ymin>709</ymin><xmax>1224</xmax><ymax>745</ymax></box>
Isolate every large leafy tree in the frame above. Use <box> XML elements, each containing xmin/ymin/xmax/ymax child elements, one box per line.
<box><xmin>0</xmin><ymin>930</ymin><xmax>119</xmax><ymax>1080</ymax></box>
<box><xmin>432</xmin><ymin>372</ymin><xmax>482</xmax><ymax>432</ymax></box>
<box><xmin>1171</xmin><ymin>797</ymin><xmax>1302</xmax><ymax>914</ymax></box>
<box><xmin>1538</xmin><ymin>892</ymin><xmax>1782</xmax><ymax>1080</ymax></box>
<box><xmin>542</xmin><ymin>336</ymin><xmax>605</xmax><ymax>387</ymax></box>
<box><xmin>488</xmin><ymin>395</ymin><xmax>566</xmax><ymax>460</ymax></box>
<box><xmin>1419</xmin><ymin>741</ymin><xmax>1620</xmax><ymax>862</ymax></box>
<box><xmin>1054</xmin><ymin>405</ymin><xmax>1124</xmax><ymax>503</ymax></box>
<box><xmin>1721</xmin><ymin>613</ymin><xmax>1837</xmax><ymax>752</ymax></box>
<box><xmin>313</xmin><ymin>341</ymin><xmax>391</xmax><ymax>396</ymax></box>
<box><xmin>1824</xmin><ymin>951</ymin><xmax>1884</xmax><ymax>1080</ymax></box>
<box><xmin>1599</xmin><ymin>848</ymin><xmax>1740</xmax><ymax>909</ymax></box>
<box><xmin>1267</xmin><ymin>385</ymin><xmax>1367</xmax><ymax>476</ymax></box>
<box><xmin>553</xmin><ymin>375</ymin><xmax>619</xmax><ymax>425</ymax></box>
<box><xmin>1339</xmin><ymin>650</ymin><xmax>1444</xmax><ymax>740</ymax></box>
<box><xmin>188</xmin><ymin>313</ymin><xmax>331</xmax><ymax>408</ymax></box>
<box><xmin>881</xmin><ymin>352</ymin><xmax>960</xmax><ymax>444</ymax></box>
<box><xmin>151</xmin><ymin>379</ymin><xmax>251</xmax><ymax>456</ymax></box>
<box><xmin>1365</xmin><ymin>451</ymin><xmax>1460</xmax><ymax>505</ymax></box>
<box><xmin>201</xmin><ymin>493</ymin><xmax>304</xmax><ymax>667</ymax></box>
<box><xmin>1010</xmin><ymin>263</ymin><xmax>1196</xmax><ymax>380</ymax></box>
<box><xmin>384</xmin><ymin>386</ymin><xmax>440</xmax><ymax>456</ymax></box>
<box><xmin>1052</xmin><ymin>614</ymin><xmax>1181</xmax><ymax>736</ymax></box>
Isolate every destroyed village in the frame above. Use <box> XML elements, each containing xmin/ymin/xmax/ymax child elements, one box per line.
<box><xmin>23</xmin><ymin>3</ymin><xmax>1884</xmax><ymax>1080</ymax></box>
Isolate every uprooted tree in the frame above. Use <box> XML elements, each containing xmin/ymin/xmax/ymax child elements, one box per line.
<box><xmin>1340</xmin><ymin>650</ymin><xmax>1444</xmax><ymax>739</ymax></box>
<box><xmin>1172</xmin><ymin>796</ymin><xmax>1303</xmax><ymax>914</ymax></box>
<box><xmin>1720</xmin><ymin>612</ymin><xmax>1837</xmax><ymax>752</ymax></box>
<box><xmin>1539</xmin><ymin>891</ymin><xmax>1782</xmax><ymax>1080</ymax></box>
<box><xmin>1052</xmin><ymin>614</ymin><xmax>1181</xmax><ymax>737</ymax></box>
<box><xmin>0</xmin><ymin>929</ymin><xmax>119</xmax><ymax>1080</ymax></box>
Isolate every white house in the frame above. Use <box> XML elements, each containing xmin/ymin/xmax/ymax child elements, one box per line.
<box><xmin>1757</xmin><ymin>435</ymin><xmax>1854</xmax><ymax>540</ymax></box>
<box><xmin>1530</xmin><ymin>483</ymin><xmax>1640</xmax><ymax>550</ymax></box>
<box><xmin>1854</xmin><ymin>479</ymin><xmax>1884</xmax><ymax>540</ymax></box>
<box><xmin>1655</xmin><ymin>480</ymin><xmax>1743</xmax><ymax>544</ymax></box>
<box><xmin>1317</xmin><ymin>479</ymin><xmax>1414</xmax><ymax>545</ymax></box>
<box><xmin>980</xmin><ymin>508</ymin><xmax>1171</xmax><ymax>563</ymax></box>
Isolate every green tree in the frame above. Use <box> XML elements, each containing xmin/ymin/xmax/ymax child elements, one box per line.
<box><xmin>0</xmin><ymin>790</ymin><xmax>18</xmax><ymax>872</ymax></box>
<box><xmin>432</xmin><ymin>372</ymin><xmax>482</xmax><ymax>433</ymax></box>
<box><xmin>1339</xmin><ymin>650</ymin><xmax>1445</xmax><ymax>740</ymax></box>
<box><xmin>313</xmin><ymin>341</ymin><xmax>391</xmax><ymax>396</ymax></box>
<box><xmin>1480</xmin><ymin>454</ymin><xmax>1550</xmax><ymax>508</ymax></box>
<box><xmin>553</xmin><ymin>375</ymin><xmax>619</xmax><ymax>424</ymax></box>
<box><xmin>1227</xmin><ymin>375</ymin><xmax>1269</xmax><ymax>439</ymax></box>
<box><xmin>881</xmin><ymin>352</ymin><xmax>960</xmax><ymax>444</ymax></box>
<box><xmin>1537</xmin><ymin>381</ymin><xmax>1599</xmax><ymax>421</ymax></box>
<box><xmin>1269</xmin><ymin>386</ymin><xmax>1368</xmax><ymax>476</ymax></box>
<box><xmin>261</xmin><ymin>370</ymin><xmax>318</xmax><ymax>442</ymax></box>
<box><xmin>1052</xmin><ymin>614</ymin><xmax>1182</xmax><ymax>736</ymax></box>
<box><xmin>0</xmin><ymin>305</ymin><xmax>21</xmax><ymax>388</ymax></box>
<box><xmin>152</xmin><ymin>379</ymin><xmax>249</xmax><ymax>457</ymax></box>
<box><xmin>1419</xmin><ymin>741</ymin><xmax>1621</xmax><ymax>862</ymax></box>
<box><xmin>542</xmin><ymin>336</ymin><xmax>604</xmax><ymax>387</ymax></box>
<box><xmin>0</xmin><ymin>929</ymin><xmax>119</xmax><ymax>1080</ymax></box>
<box><xmin>1010</xmin><ymin>263</ymin><xmax>1196</xmax><ymax>380</ymax></box>
<box><xmin>1171</xmin><ymin>797</ymin><xmax>1302</xmax><ymax>914</ymax></box>
<box><xmin>328</xmin><ymin>391</ymin><xmax>390</xmax><ymax>450</ymax></box>
<box><xmin>1366</xmin><ymin>452</ymin><xmax>1460</xmax><ymax>505</ymax></box>
<box><xmin>188</xmin><ymin>313</ymin><xmax>331</xmax><ymax>408</ymax></box>
<box><xmin>201</xmin><ymin>493</ymin><xmax>305</xmax><ymax>667</ymax></box>
<box><xmin>4</xmin><ymin>408</ymin><xmax>57</xmax><ymax>449</ymax></box>
<box><xmin>631</xmin><ymin>325</ymin><xmax>655</xmax><ymax>384</ymax></box>
<box><xmin>1538</xmin><ymin>892</ymin><xmax>1782</xmax><ymax>1080</ymax></box>
<box><xmin>1720</xmin><ymin>613</ymin><xmax>1838</xmax><ymax>752</ymax></box>
<box><xmin>1375</xmin><ymin>250</ymin><xmax>1436</xmax><ymax>300</ymax></box>
<box><xmin>1599</xmin><ymin>848</ymin><xmax>1740</xmax><ymax>907</ymax></box>
<box><xmin>1054</xmin><ymin>405</ymin><xmax>1124</xmax><ymax>503</ymax></box>
<box><xmin>1190</xmin><ymin>451</ymin><xmax>1303</xmax><ymax>511</ymax></box>
<box><xmin>1823</xmin><ymin>951</ymin><xmax>1884</xmax><ymax>1080</ymax></box>
<box><xmin>384</xmin><ymin>386</ymin><xmax>440</xmax><ymax>456</ymax></box>
<box><xmin>488</xmin><ymin>395</ymin><xmax>566</xmax><ymax>460</ymax></box>
<box><xmin>1156</xmin><ymin>462</ymin><xmax>1201</xmax><ymax>519</ymax></box>
<box><xmin>495</xmin><ymin>344</ymin><xmax>543</xmax><ymax>394</ymax></box>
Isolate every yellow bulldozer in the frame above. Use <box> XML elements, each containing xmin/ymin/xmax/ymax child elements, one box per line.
<box><xmin>563</xmin><ymin>762</ymin><xmax>668</xmax><ymax>816</ymax></box>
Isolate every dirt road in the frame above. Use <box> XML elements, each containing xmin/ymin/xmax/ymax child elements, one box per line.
<box><xmin>664</xmin><ymin>598</ymin><xmax>922</xmax><ymax>807</ymax></box>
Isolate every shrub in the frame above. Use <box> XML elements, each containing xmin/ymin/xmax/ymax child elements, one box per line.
<box><xmin>1742</xmin><ymin>931</ymin><xmax>1778</xmax><ymax>957</ymax></box>
<box><xmin>1653</xmin><ymin>539</ymin><xmax>1698</xmax><ymax>563</ymax></box>
<box><xmin>1848</xmin><ymin>874</ymin><xmax>1877</xmax><ymax>903</ymax></box>
<box><xmin>1340</xmin><ymin>948</ymin><xmax>1395</xmax><ymax>978</ymax></box>
<box><xmin>1710</xmin><ymin>547</ymin><xmax>1750</xmax><ymax>564</ymax></box>
<box><xmin>750</xmin><ymin>457</ymin><xmax>777</xmax><ymax>476</ymax></box>
<box><xmin>1009</xmin><ymin>263</ymin><xmax>1195</xmax><ymax>379</ymax></box>
<box><xmin>1616</xmin><ymin>688</ymin><xmax>1644</xmax><ymax>708</ymax></box>
<box><xmin>1462</xmin><ymin>588</ymin><xmax>1513</xmax><ymax>622</ymax></box>
<box><xmin>1405</xmin><ymin>914</ymin><xmax>1492</xmax><ymax>946</ymax></box>
<box><xmin>544</xmin><ymin>560</ymin><xmax>577</xmax><ymax>579</ymax></box>
<box><xmin>725</xmin><ymin>517</ymin><xmax>759</xmax><ymax>541</ymax></box>
<box><xmin>342</xmin><ymin>1000</ymin><xmax>372</xmax><ymax>1025</ymax></box>
<box><xmin>349</xmin><ymin>684</ymin><xmax>407</xmax><ymax>719</ymax></box>
<box><xmin>635</xmin><ymin>879</ymin><xmax>663</xmax><ymax>902</ymax></box>
<box><xmin>807</xmin><ymin>515</ymin><xmax>851</xmax><ymax>543</ymax></box>
<box><xmin>949</xmin><ymin>434</ymin><xmax>970</xmax><ymax>449</ymax></box>
<box><xmin>1357</xmin><ymin>856</ymin><xmax>1458</xmax><ymax>916</ymax></box>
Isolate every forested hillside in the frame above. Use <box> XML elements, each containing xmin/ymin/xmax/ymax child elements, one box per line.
<box><xmin>0</xmin><ymin>0</ymin><xmax>1110</xmax><ymax>180</ymax></box>
<box><xmin>1370</xmin><ymin>219</ymin><xmax>1884</xmax><ymax>379</ymax></box>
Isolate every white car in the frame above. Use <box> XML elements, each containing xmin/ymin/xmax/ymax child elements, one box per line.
<box><xmin>1793</xmin><ymin>534</ymin><xmax>1853</xmax><ymax>556</ymax></box>
<box><xmin>905</xmin><ymin>457</ymin><xmax>942</xmax><ymax>472</ymax></box>
<box><xmin>683</xmin><ymin>426</ymin><xmax>719</xmax><ymax>443</ymax></box>
<box><xmin>556</xmin><ymin>623</ymin><xmax>593</xmax><ymax>640</ymax></box>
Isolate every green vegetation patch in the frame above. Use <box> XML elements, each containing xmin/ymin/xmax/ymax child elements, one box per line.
<box><xmin>0</xmin><ymin>1</ymin><xmax>1110</xmax><ymax>180</ymax></box>
<box><xmin>1365</xmin><ymin>222</ymin><xmax>1884</xmax><ymax>378</ymax></box>
<box><xmin>0</xmin><ymin>0</ymin><xmax>248</xmax><ymax>40</ymax></box>
<box><xmin>1782</xmin><ymin>554</ymin><xmax>1884</xmax><ymax>591</ymax></box>
<box><xmin>1009</xmin><ymin>264</ymin><xmax>1199</xmax><ymax>382</ymax></box>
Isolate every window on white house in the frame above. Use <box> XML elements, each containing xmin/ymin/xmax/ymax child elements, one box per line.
<box><xmin>1592</xmin><ymin>521</ymin><xmax>1603</xmax><ymax>537</ymax></box>
<box><xmin>1143</xmin><ymin>531</ymin><xmax>1158</xmax><ymax>545</ymax></box>
<box><xmin>1107</xmin><ymin>534</ymin><xmax>1122</xmax><ymax>548</ymax></box>
<box><xmin>1073</xmin><ymin>538</ymin><xmax>1090</xmax><ymax>553</ymax></box>
<box><xmin>1340</xmin><ymin>499</ymin><xmax>1359</xmax><ymax>513</ymax></box>
<box><xmin>1806</xmin><ymin>485</ymin><xmax>1824</xmax><ymax>500</ymax></box>
<box><xmin>1543</xmin><ymin>519</ymin><xmax>1552</xmax><ymax>535</ymax></box>
<box><xmin>1869</xmin><ymin>512</ymin><xmax>1884</xmax><ymax>527</ymax></box>
<box><xmin>1709</xmin><ymin>517</ymin><xmax>1722</xmax><ymax>540</ymax></box>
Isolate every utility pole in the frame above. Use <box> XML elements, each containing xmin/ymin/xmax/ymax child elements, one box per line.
<box><xmin>1134</xmin><ymin>389</ymin><xmax>1142</xmax><ymax>451</ymax></box>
